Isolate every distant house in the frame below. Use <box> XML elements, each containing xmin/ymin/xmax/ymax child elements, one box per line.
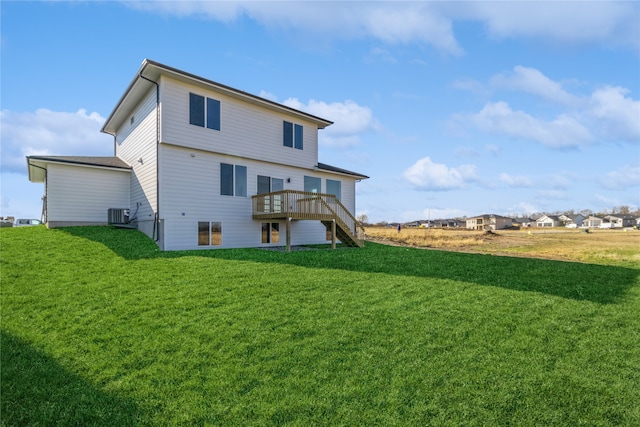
<box><xmin>559</xmin><ymin>214</ymin><xmax>585</xmax><ymax>227</ymax></box>
<box><xmin>604</xmin><ymin>214</ymin><xmax>636</xmax><ymax>228</ymax></box>
<box><xmin>583</xmin><ymin>216</ymin><xmax>604</xmax><ymax>228</ymax></box>
<box><xmin>536</xmin><ymin>215</ymin><xmax>562</xmax><ymax>227</ymax></box>
<box><xmin>512</xmin><ymin>217</ymin><xmax>534</xmax><ymax>228</ymax></box>
<box><xmin>466</xmin><ymin>214</ymin><xmax>512</xmax><ymax>231</ymax></box>
<box><xmin>403</xmin><ymin>221</ymin><xmax>421</xmax><ymax>228</ymax></box>
<box><xmin>27</xmin><ymin>59</ymin><xmax>368</xmax><ymax>251</ymax></box>
<box><xmin>432</xmin><ymin>219</ymin><xmax>461</xmax><ymax>228</ymax></box>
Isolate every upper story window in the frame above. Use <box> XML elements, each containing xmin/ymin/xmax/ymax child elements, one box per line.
<box><xmin>190</xmin><ymin>93</ymin><xmax>221</xmax><ymax>131</ymax></box>
<box><xmin>221</xmin><ymin>163</ymin><xmax>247</xmax><ymax>197</ymax></box>
<box><xmin>283</xmin><ymin>121</ymin><xmax>303</xmax><ymax>150</ymax></box>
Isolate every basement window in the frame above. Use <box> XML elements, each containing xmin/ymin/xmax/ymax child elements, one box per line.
<box><xmin>198</xmin><ymin>221</ymin><xmax>222</xmax><ymax>246</ymax></box>
<box><xmin>261</xmin><ymin>223</ymin><xmax>280</xmax><ymax>244</ymax></box>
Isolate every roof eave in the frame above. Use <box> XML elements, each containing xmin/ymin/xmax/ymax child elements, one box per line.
<box><xmin>102</xmin><ymin>59</ymin><xmax>334</xmax><ymax>135</ymax></box>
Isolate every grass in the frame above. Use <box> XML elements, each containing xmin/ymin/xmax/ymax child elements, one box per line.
<box><xmin>2</xmin><ymin>226</ymin><xmax>640</xmax><ymax>426</ymax></box>
<box><xmin>366</xmin><ymin>227</ymin><xmax>640</xmax><ymax>267</ymax></box>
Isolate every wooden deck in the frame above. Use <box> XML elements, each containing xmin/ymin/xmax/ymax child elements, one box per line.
<box><xmin>252</xmin><ymin>190</ymin><xmax>364</xmax><ymax>249</ymax></box>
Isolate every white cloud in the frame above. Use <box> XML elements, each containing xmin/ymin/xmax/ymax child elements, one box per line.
<box><xmin>470</xmin><ymin>101</ymin><xmax>592</xmax><ymax>148</ymax></box>
<box><xmin>0</xmin><ymin>109</ymin><xmax>113</xmax><ymax>174</ymax></box>
<box><xmin>125</xmin><ymin>1</ymin><xmax>462</xmax><ymax>54</ymax></box>
<box><xmin>499</xmin><ymin>173</ymin><xmax>532</xmax><ymax>188</ymax></box>
<box><xmin>491</xmin><ymin>66</ymin><xmax>580</xmax><ymax>106</ymax></box>
<box><xmin>403</xmin><ymin>156</ymin><xmax>477</xmax><ymax>191</ymax></box>
<box><xmin>588</xmin><ymin>86</ymin><xmax>640</xmax><ymax>143</ymax></box>
<box><xmin>601</xmin><ymin>163</ymin><xmax>640</xmax><ymax>190</ymax></box>
<box><xmin>282</xmin><ymin>98</ymin><xmax>378</xmax><ymax>147</ymax></box>
<box><xmin>125</xmin><ymin>1</ymin><xmax>639</xmax><ymax>53</ymax></box>
<box><xmin>258</xmin><ymin>90</ymin><xmax>278</xmax><ymax>102</ymax></box>
<box><xmin>462</xmin><ymin>1</ymin><xmax>639</xmax><ymax>50</ymax></box>
<box><xmin>505</xmin><ymin>202</ymin><xmax>538</xmax><ymax>216</ymax></box>
<box><xmin>457</xmin><ymin>67</ymin><xmax>640</xmax><ymax>148</ymax></box>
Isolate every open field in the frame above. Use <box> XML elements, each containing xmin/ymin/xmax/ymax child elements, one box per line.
<box><xmin>2</xmin><ymin>226</ymin><xmax>639</xmax><ymax>426</ymax></box>
<box><xmin>365</xmin><ymin>227</ymin><xmax>640</xmax><ymax>267</ymax></box>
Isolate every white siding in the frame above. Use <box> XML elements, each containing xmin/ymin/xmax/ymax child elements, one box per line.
<box><xmin>159</xmin><ymin>144</ymin><xmax>357</xmax><ymax>250</ymax></box>
<box><xmin>159</xmin><ymin>77</ymin><xmax>319</xmax><ymax>170</ymax></box>
<box><xmin>115</xmin><ymin>88</ymin><xmax>158</xmax><ymax>226</ymax></box>
<box><xmin>47</xmin><ymin>164</ymin><xmax>130</xmax><ymax>224</ymax></box>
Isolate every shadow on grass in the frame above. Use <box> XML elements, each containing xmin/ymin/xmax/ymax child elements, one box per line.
<box><xmin>62</xmin><ymin>227</ymin><xmax>639</xmax><ymax>305</ymax></box>
<box><xmin>1</xmin><ymin>331</ymin><xmax>139</xmax><ymax>426</ymax></box>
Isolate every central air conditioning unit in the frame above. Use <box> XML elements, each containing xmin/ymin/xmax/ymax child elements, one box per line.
<box><xmin>108</xmin><ymin>208</ymin><xmax>130</xmax><ymax>225</ymax></box>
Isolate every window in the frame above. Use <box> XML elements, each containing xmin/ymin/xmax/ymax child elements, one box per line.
<box><xmin>221</xmin><ymin>163</ymin><xmax>247</xmax><ymax>197</ymax></box>
<box><xmin>283</xmin><ymin>121</ymin><xmax>293</xmax><ymax>147</ymax></box>
<box><xmin>283</xmin><ymin>121</ymin><xmax>303</xmax><ymax>150</ymax></box>
<box><xmin>294</xmin><ymin>123</ymin><xmax>303</xmax><ymax>149</ymax></box>
<box><xmin>257</xmin><ymin>176</ymin><xmax>284</xmax><ymax>213</ymax></box>
<box><xmin>326</xmin><ymin>179</ymin><xmax>341</xmax><ymax>201</ymax></box>
<box><xmin>257</xmin><ymin>175</ymin><xmax>271</xmax><ymax>195</ymax></box>
<box><xmin>261</xmin><ymin>223</ymin><xmax>280</xmax><ymax>244</ymax></box>
<box><xmin>235</xmin><ymin>165</ymin><xmax>247</xmax><ymax>197</ymax></box>
<box><xmin>257</xmin><ymin>176</ymin><xmax>284</xmax><ymax>194</ymax></box>
<box><xmin>304</xmin><ymin>176</ymin><xmax>321</xmax><ymax>193</ymax></box>
<box><xmin>190</xmin><ymin>93</ymin><xmax>221</xmax><ymax>131</ymax></box>
<box><xmin>198</xmin><ymin>222</ymin><xmax>222</xmax><ymax>246</ymax></box>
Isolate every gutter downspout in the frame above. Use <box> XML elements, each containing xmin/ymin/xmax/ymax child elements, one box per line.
<box><xmin>139</xmin><ymin>73</ymin><xmax>161</xmax><ymax>244</ymax></box>
<box><xmin>27</xmin><ymin>160</ymin><xmax>48</xmax><ymax>223</ymax></box>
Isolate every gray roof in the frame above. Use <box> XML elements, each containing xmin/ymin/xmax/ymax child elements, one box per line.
<box><xmin>102</xmin><ymin>59</ymin><xmax>334</xmax><ymax>135</ymax></box>
<box><xmin>27</xmin><ymin>156</ymin><xmax>131</xmax><ymax>169</ymax></box>
<box><xmin>27</xmin><ymin>155</ymin><xmax>131</xmax><ymax>183</ymax></box>
<box><xmin>317</xmin><ymin>162</ymin><xmax>369</xmax><ymax>179</ymax></box>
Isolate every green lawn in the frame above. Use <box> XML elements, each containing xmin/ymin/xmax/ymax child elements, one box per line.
<box><xmin>2</xmin><ymin>226</ymin><xmax>639</xmax><ymax>426</ymax></box>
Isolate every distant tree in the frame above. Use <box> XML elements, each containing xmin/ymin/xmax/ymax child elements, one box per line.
<box><xmin>356</xmin><ymin>214</ymin><xmax>369</xmax><ymax>226</ymax></box>
<box><xmin>618</xmin><ymin>205</ymin><xmax>630</xmax><ymax>214</ymax></box>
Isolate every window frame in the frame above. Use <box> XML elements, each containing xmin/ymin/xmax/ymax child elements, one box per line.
<box><xmin>283</xmin><ymin>121</ymin><xmax>303</xmax><ymax>150</ymax></box>
<box><xmin>189</xmin><ymin>92</ymin><xmax>221</xmax><ymax>131</ymax></box>
<box><xmin>198</xmin><ymin>221</ymin><xmax>222</xmax><ymax>247</ymax></box>
<box><xmin>304</xmin><ymin>176</ymin><xmax>321</xmax><ymax>193</ymax></box>
<box><xmin>261</xmin><ymin>222</ymin><xmax>280</xmax><ymax>244</ymax></box>
<box><xmin>221</xmin><ymin>163</ymin><xmax>247</xmax><ymax>197</ymax></box>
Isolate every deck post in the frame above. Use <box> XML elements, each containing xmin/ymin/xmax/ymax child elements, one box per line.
<box><xmin>286</xmin><ymin>217</ymin><xmax>291</xmax><ymax>252</ymax></box>
<box><xmin>331</xmin><ymin>219</ymin><xmax>336</xmax><ymax>249</ymax></box>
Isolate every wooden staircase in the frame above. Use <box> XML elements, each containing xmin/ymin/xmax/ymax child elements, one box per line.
<box><xmin>252</xmin><ymin>190</ymin><xmax>364</xmax><ymax>248</ymax></box>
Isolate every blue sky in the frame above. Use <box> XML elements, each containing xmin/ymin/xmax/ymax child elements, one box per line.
<box><xmin>2</xmin><ymin>1</ymin><xmax>639</xmax><ymax>223</ymax></box>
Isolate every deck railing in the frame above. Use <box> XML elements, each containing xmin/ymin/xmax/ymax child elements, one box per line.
<box><xmin>252</xmin><ymin>190</ymin><xmax>364</xmax><ymax>245</ymax></box>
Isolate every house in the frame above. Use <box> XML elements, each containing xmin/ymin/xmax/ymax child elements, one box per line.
<box><xmin>559</xmin><ymin>214</ymin><xmax>584</xmax><ymax>227</ymax></box>
<box><xmin>403</xmin><ymin>221</ymin><xmax>421</xmax><ymax>228</ymax></box>
<box><xmin>27</xmin><ymin>59</ymin><xmax>368</xmax><ymax>251</ymax></box>
<box><xmin>604</xmin><ymin>214</ymin><xmax>636</xmax><ymax>228</ymax></box>
<box><xmin>583</xmin><ymin>216</ymin><xmax>604</xmax><ymax>228</ymax></box>
<box><xmin>536</xmin><ymin>214</ymin><xmax>561</xmax><ymax>228</ymax></box>
<box><xmin>466</xmin><ymin>214</ymin><xmax>512</xmax><ymax>231</ymax></box>
<box><xmin>512</xmin><ymin>217</ymin><xmax>534</xmax><ymax>228</ymax></box>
